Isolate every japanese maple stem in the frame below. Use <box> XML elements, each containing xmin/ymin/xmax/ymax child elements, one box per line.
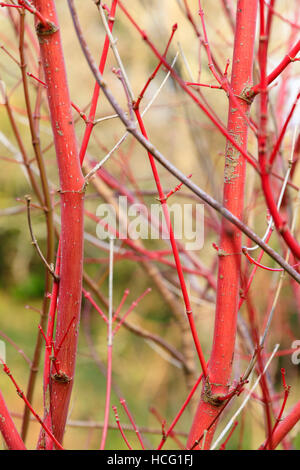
<box><xmin>19</xmin><ymin>10</ymin><xmax>55</xmax><ymax>442</ymax></box>
<box><xmin>134</xmin><ymin>108</ymin><xmax>207</xmax><ymax>377</ymax></box>
<box><xmin>37</xmin><ymin>0</ymin><xmax>117</xmax><ymax>449</ymax></box>
<box><xmin>33</xmin><ymin>1</ymin><xmax>85</xmax><ymax>446</ymax></box>
<box><xmin>37</xmin><ymin>251</ymin><xmax>60</xmax><ymax>450</ymax></box>
<box><xmin>187</xmin><ymin>0</ymin><xmax>258</xmax><ymax>449</ymax></box>
<box><xmin>0</xmin><ymin>390</ymin><xmax>26</xmax><ymax>450</ymax></box>
<box><xmin>251</xmin><ymin>39</ymin><xmax>300</xmax><ymax>97</ymax></box>
<box><xmin>260</xmin><ymin>399</ymin><xmax>300</xmax><ymax>449</ymax></box>
<box><xmin>157</xmin><ymin>373</ymin><xmax>203</xmax><ymax>450</ymax></box>
<box><xmin>79</xmin><ymin>0</ymin><xmax>117</xmax><ymax>163</ymax></box>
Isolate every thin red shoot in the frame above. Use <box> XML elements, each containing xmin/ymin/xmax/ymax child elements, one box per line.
<box><xmin>38</xmin><ymin>324</ymin><xmax>50</xmax><ymax>347</ymax></box>
<box><xmin>262</xmin><ymin>368</ymin><xmax>291</xmax><ymax>450</ymax></box>
<box><xmin>27</xmin><ymin>72</ymin><xmax>89</xmax><ymax>122</ymax></box>
<box><xmin>164</xmin><ymin>174</ymin><xmax>192</xmax><ymax>200</ymax></box>
<box><xmin>0</xmin><ymin>3</ymin><xmax>22</xmax><ymax>9</ymax></box>
<box><xmin>269</xmin><ymin>91</ymin><xmax>300</xmax><ymax>167</ymax></box>
<box><xmin>54</xmin><ymin>315</ymin><xmax>76</xmax><ymax>356</ymax></box>
<box><xmin>113</xmin><ymin>288</ymin><xmax>152</xmax><ymax>336</ymax></box>
<box><xmin>112</xmin><ymin>288</ymin><xmax>130</xmax><ymax>323</ymax></box>
<box><xmin>112</xmin><ymin>405</ymin><xmax>132</xmax><ymax>450</ymax></box>
<box><xmin>83</xmin><ymin>289</ymin><xmax>108</xmax><ymax>324</ymax></box>
<box><xmin>250</xmin><ymin>39</ymin><xmax>300</xmax><ymax>97</ymax></box>
<box><xmin>219</xmin><ymin>421</ymin><xmax>239</xmax><ymax>450</ymax></box>
<box><xmin>157</xmin><ymin>373</ymin><xmax>203</xmax><ymax>450</ymax></box>
<box><xmin>185</xmin><ymin>82</ymin><xmax>222</xmax><ymax>90</ymax></box>
<box><xmin>243</xmin><ymin>248</ymin><xmax>300</xmax><ymax>272</ymax></box>
<box><xmin>242</xmin><ymin>248</ymin><xmax>284</xmax><ymax>272</ymax></box>
<box><xmin>150</xmin><ymin>407</ymin><xmax>185</xmax><ymax>449</ymax></box>
<box><xmin>18</xmin><ymin>0</ymin><xmax>49</xmax><ymax>27</ymax></box>
<box><xmin>120</xmin><ymin>398</ymin><xmax>145</xmax><ymax>450</ymax></box>
<box><xmin>134</xmin><ymin>23</ymin><xmax>177</xmax><ymax>110</ymax></box>
<box><xmin>0</xmin><ymin>360</ymin><xmax>64</xmax><ymax>450</ymax></box>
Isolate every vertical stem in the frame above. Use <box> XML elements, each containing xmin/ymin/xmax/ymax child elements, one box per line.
<box><xmin>38</xmin><ymin>0</ymin><xmax>117</xmax><ymax>448</ymax></box>
<box><xmin>187</xmin><ymin>0</ymin><xmax>258</xmax><ymax>449</ymax></box>
<box><xmin>18</xmin><ymin>9</ymin><xmax>55</xmax><ymax>441</ymax></box>
<box><xmin>134</xmin><ymin>108</ymin><xmax>208</xmax><ymax>378</ymax></box>
<box><xmin>260</xmin><ymin>399</ymin><xmax>300</xmax><ymax>450</ymax></box>
<box><xmin>79</xmin><ymin>0</ymin><xmax>118</xmax><ymax>164</ymax></box>
<box><xmin>0</xmin><ymin>390</ymin><xmax>26</xmax><ymax>450</ymax></box>
<box><xmin>33</xmin><ymin>1</ymin><xmax>85</xmax><ymax>445</ymax></box>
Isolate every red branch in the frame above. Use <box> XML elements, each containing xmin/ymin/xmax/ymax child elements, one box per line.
<box><xmin>33</xmin><ymin>0</ymin><xmax>85</xmax><ymax>446</ymax></box>
<box><xmin>250</xmin><ymin>39</ymin><xmax>300</xmax><ymax>97</ymax></box>
<box><xmin>187</xmin><ymin>0</ymin><xmax>258</xmax><ymax>449</ymax></box>
<box><xmin>260</xmin><ymin>399</ymin><xmax>300</xmax><ymax>449</ymax></box>
<box><xmin>220</xmin><ymin>421</ymin><xmax>238</xmax><ymax>450</ymax></box>
<box><xmin>0</xmin><ymin>389</ymin><xmax>26</xmax><ymax>450</ymax></box>
<box><xmin>120</xmin><ymin>398</ymin><xmax>145</xmax><ymax>450</ymax></box>
<box><xmin>1</xmin><ymin>362</ymin><xmax>64</xmax><ymax>450</ymax></box>
<box><xmin>112</xmin><ymin>405</ymin><xmax>132</xmax><ymax>450</ymax></box>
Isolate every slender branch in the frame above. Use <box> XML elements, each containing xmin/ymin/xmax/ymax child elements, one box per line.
<box><xmin>25</xmin><ymin>195</ymin><xmax>58</xmax><ymax>281</ymax></box>
<box><xmin>33</xmin><ymin>0</ymin><xmax>85</xmax><ymax>446</ymax></box>
<box><xmin>250</xmin><ymin>39</ymin><xmax>300</xmax><ymax>98</ymax></box>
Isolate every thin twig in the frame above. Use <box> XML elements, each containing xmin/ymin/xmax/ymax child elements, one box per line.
<box><xmin>97</xmin><ymin>1</ymin><xmax>134</xmax><ymax>102</ymax></box>
<box><xmin>25</xmin><ymin>196</ymin><xmax>59</xmax><ymax>281</ymax></box>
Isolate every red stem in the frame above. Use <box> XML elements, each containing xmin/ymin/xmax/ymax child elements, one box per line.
<box><xmin>33</xmin><ymin>0</ymin><xmax>85</xmax><ymax>446</ymax></box>
<box><xmin>120</xmin><ymin>398</ymin><xmax>145</xmax><ymax>450</ymax></box>
<box><xmin>37</xmin><ymin>0</ymin><xmax>117</xmax><ymax>448</ymax></box>
<box><xmin>83</xmin><ymin>289</ymin><xmax>108</xmax><ymax>324</ymax></box>
<box><xmin>157</xmin><ymin>373</ymin><xmax>203</xmax><ymax>450</ymax></box>
<box><xmin>112</xmin><ymin>289</ymin><xmax>130</xmax><ymax>323</ymax></box>
<box><xmin>38</xmin><ymin>249</ymin><xmax>60</xmax><ymax>449</ymax></box>
<box><xmin>150</xmin><ymin>408</ymin><xmax>185</xmax><ymax>449</ymax></box>
<box><xmin>113</xmin><ymin>288</ymin><xmax>151</xmax><ymax>336</ymax></box>
<box><xmin>250</xmin><ymin>39</ymin><xmax>300</xmax><ymax>97</ymax></box>
<box><xmin>112</xmin><ymin>405</ymin><xmax>133</xmax><ymax>450</ymax></box>
<box><xmin>1</xmin><ymin>362</ymin><xmax>64</xmax><ymax>450</ymax></box>
<box><xmin>134</xmin><ymin>107</ymin><xmax>208</xmax><ymax>377</ymax></box>
<box><xmin>0</xmin><ymin>389</ymin><xmax>26</xmax><ymax>450</ymax></box>
<box><xmin>79</xmin><ymin>0</ymin><xmax>118</xmax><ymax>164</ymax></box>
<box><xmin>269</xmin><ymin>91</ymin><xmax>300</xmax><ymax>167</ymax></box>
<box><xmin>257</xmin><ymin>13</ymin><xmax>300</xmax><ymax>260</ymax></box>
<box><xmin>263</xmin><ymin>368</ymin><xmax>291</xmax><ymax>450</ymax></box>
<box><xmin>242</xmin><ymin>248</ymin><xmax>285</xmax><ymax>272</ymax></box>
<box><xmin>219</xmin><ymin>421</ymin><xmax>238</xmax><ymax>450</ymax></box>
<box><xmin>187</xmin><ymin>0</ymin><xmax>258</xmax><ymax>449</ymax></box>
<box><xmin>259</xmin><ymin>399</ymin><xmax>300</xmax><ymax>449</ymax></box>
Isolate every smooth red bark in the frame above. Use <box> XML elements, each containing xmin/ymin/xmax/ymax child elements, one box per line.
<box><xmin>187</xmin><ymin>0</ymin><xmax>258</xmax><ymax>449</ymax></box>
<box><xmin>33</xmin><ymin>1</ymin><xmax>84</xmax><ymax>445</ymax></box>
<box><xmin>0</xmin><ymin>390</ymin><xmax>26</xmax><ymax>450</ymax></box>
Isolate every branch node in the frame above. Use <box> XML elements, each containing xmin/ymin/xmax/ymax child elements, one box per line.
<box><xmin>203</xmin><ymin>377</ymin><xmax>225</xmax><ymax>407</ymax></box>
<box><xmin>51</xmin><ymin>372</ymin><xmax>72</xmax><ymax>384</ymax></box>
<box><xmin>238</xmin><ymin>85</ymin><xmax>255</xmax><ymax>104</ymax></box>
<box><xmin>36</xmin><ymin>21</ymin><xmax>59</xmax><ymax>37</ymax></box>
